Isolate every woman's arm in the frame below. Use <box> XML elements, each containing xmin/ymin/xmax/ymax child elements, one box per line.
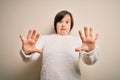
<box><xmin>20</xmin><ymin>49</ymin><xmax>41</xmax><ymax>62</ymax></box>
<box><xmin>80</xmin><ymin>46</ymin><xmax>99</xmax><ymax>65</ymax></box>
<box><xmin>75</xmin><ymin>27</ymin><xmax>99</xmax><ymax>64</ymax></box>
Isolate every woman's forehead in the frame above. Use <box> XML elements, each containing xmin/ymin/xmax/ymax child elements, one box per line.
<box><xmin>62</xmin><ymin>14</ymin><xmax>71</xmax><ymax>21</ymax></box>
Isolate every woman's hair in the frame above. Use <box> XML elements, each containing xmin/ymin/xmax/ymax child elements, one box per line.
<box><xmin>54</xmin><ymin>10</ymin><xmax>74</xmax><ymax>33</ymax></box>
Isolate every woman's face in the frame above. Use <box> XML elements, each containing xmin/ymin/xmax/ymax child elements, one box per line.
<box><xmin>56</xmin><ymin>14</ymin><xmax>71</xmax><ymax>35</ymax></box>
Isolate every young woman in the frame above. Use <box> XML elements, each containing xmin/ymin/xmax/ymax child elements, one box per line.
<box><xmin>20</xmin><ymin>10</ymin><xmax>99</xmax><ymax>80</ymax></box>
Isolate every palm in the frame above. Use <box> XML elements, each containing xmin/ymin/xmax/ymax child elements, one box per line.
<box><xmin>20</xmin><ymin>29</ymin><xmax>42</xmax><ymax>54</ymax></box>
<box><xmin>75</xmin><ymin>27</ymin><xmax>99</xmax><ymax>52</ymax></box>
<box><xmin>22</xmin><ymin>38</ymin><xmax>36</xmax><ymax>53</ymax></box>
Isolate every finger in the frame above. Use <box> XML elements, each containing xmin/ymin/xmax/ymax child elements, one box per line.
<box><xmin>75</xmin><ymin>47</ymin><xmax>81</xmax><ymax>52</ymax></box>
<box><xmin>35</xmin><ymin>33</ymin><xmax>40</xmax><ymax>42</ymax></box>
<box><xmin>90</xmin><ymin>27</ymin><xmax>93</xmax><ymax>37</ymax></box>
<box><xmin>75</xmin><ymin>46</ymin><xmax>84</xmax><ymax>52</ymax></box>
<box><xmin>84</xmin><ymin>26</ymin><xmax>89</xmax><ymax>37</ymax></box>
<box><xmin>31</xmin><ymin>29</ymin><xmax>36</xmax><ymax>39</ymax></box>
<box><xmin>95</xmin><ymin>33</ymin><xmax>99</xmax><ymax>40</ymax></box>
<box><xmin>35</xmin><ymin>49</ymin><xmax>43</xmax><ymax>54</ymax></box>
<box><xmin>27</xmin><ymin>29</ymin><xmax>32</xmax><ymax>39</ymax></box>
<box><xmin>79</xmin><ymin>30</ymin><xmax>85</xmax><ymax>42</ymax></box>
<box><xmin>20</xmin><ymin>34</ymin><xmax>25</xmax><ymax>43</ymax></box>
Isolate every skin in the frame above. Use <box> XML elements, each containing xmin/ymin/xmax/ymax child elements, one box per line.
<box><xmin>75</xmin><ymin>27</ymin><xmax>99</xmax><ymax>52</ymax></box>
<box><xmin>20</xmin><ymin>29</ymin><xmax>43</xmax><ymax>54</ymax></box>
<box><xmin>20</xmin><ymin>14</ymin><xmax>99</xmax><ymax>54</ymax></box>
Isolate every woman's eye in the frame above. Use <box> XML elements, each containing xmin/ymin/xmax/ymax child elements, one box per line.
<box><xmin>66</xmin><ymin>21</ymin><xmax>69</xmax><ymax>24</ymax></box>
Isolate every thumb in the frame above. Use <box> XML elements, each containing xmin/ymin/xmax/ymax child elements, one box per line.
<box><xmin>35</xmin><ymin>49</ymin><xmax>43</xmax><ymax>54</ymax></box>
<box><xmin>75</xmin><ymin>47</ymin><xmax>81</xmax><ymax>52</ymax></box>
<box><xmin>75</xmin><ymin>47</ymin><xmax>83</xmax><ymax>52</ymax></box>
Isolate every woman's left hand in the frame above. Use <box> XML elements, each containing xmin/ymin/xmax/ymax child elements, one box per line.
<box><xmin>75</xmin><ymin>26</ymin><xmax>99</xmax><ymax>52</ymax></box>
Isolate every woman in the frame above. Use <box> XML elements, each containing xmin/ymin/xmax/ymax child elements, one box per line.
<box><xmin>20</xmin><ymin>10</ymin><xmax>99</xmax><ymax>80</ymax></box>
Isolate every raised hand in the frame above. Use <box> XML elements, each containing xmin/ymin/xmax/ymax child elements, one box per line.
<box><xmin>75</xmin><ymin>26</ymin><xmax>99</xmax><ymax>52</ymax></box>
<box><xmin>20</xmin><ymin>29</ymin><xmax>43</xmax><ymax>54</ymax></box>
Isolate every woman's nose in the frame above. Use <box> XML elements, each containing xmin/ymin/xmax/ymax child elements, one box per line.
<box><xmin>62</xmin><ymin>22</ymin><xmax>66</xmax><ymax>27</ymax></box>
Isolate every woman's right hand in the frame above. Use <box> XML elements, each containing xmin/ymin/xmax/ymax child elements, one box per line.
<box><xmin>20</xmin><ymin>29</ymin><xmax>43</xmax><ymax>55</ymax></box>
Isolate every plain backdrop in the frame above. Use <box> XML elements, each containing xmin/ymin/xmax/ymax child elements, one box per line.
<box><xmin>0</xmin><ymin>0</ymin><xmax>120</xmax><ymax>80</ymax></box>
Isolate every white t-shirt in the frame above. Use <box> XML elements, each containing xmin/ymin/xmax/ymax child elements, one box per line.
<box><xmin>20</xmin><ymin>34</ymin><xmax>99</xmax><ymax>80</ymax></box>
